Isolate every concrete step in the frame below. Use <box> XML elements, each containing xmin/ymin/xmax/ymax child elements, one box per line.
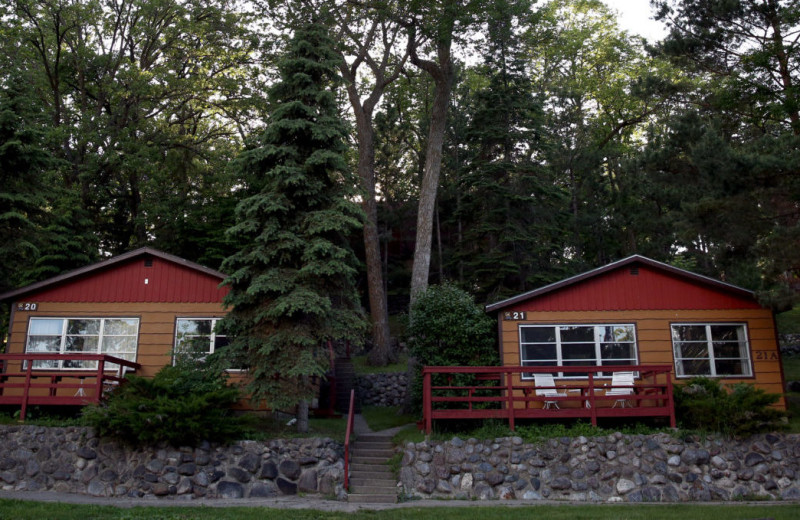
<box><xmin>351</xmin><ymin>448</ymin><xmax>393</xmax><ymax>458</ymax></box>
<box><xmin>350</xmin><ymin>462</ymin><xmax>392</xmax><ymax>472</ymax></box>
<box><xmin>350</xmin><ymin>478</ymin><xmax>396</xmax><ymax>489</ymax></box>
<box><xmin>355</xmin><ymin>440</ymin><xmax>393</xmax><ymax>448</ymax></box>
<box><xmin>349</xmin><ymin>469</ymin><xmax>394</xmax><ymax>480</ymax></box>
<box><xmin>350</xmin><ymin>456</ymin><xmax>391</xmax><ymax>465</ymax></box>
<box><xmin>348</xmin><ymin>493</ymin><xmax>397</xmax><ymax>504</ymax></box>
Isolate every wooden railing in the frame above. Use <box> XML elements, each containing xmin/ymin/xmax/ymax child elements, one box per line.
<box><xmin>0</xmin><ymin>353</ymin><xmax>141</xmax><ymax>421</ymax></box>
<box><xmin>343</xmin><ymin>389</ymin><xmax>355</xmax><ymax>491</ymax></box>
<box><xmin>422</xmin><ymin>365</ymin><xmax>675</xmax><ymax>434</ymax></box>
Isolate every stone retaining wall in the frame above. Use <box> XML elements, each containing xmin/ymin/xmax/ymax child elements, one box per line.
<box><xmin>399</xmin><ymin>432</ymin><xmax>800</xmax><ymax>502</ymax></box>
<box><xmin>0</xmin><ymin>425</ymin><xmax>345</xmax><ymax>500</ymax></box>
<box><xmin>356</xmin><ymin>373</ymin><xmax>408</xmax><ymax>407</ymax></box>
<box><xmin>780</xmin><ymin>334</ymin><xmax>800</xmax><ymax>356</ymax></box>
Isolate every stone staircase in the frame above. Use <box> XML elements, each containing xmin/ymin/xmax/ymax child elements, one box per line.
<box><xmin>334</xmin><ymin>357</ymin><xmax>359</xmax><ymax>413</ymax></box>
<box><xmin>347</xmin><ymin>432</ymin><xmax>397</xmax><ymax>504</ymax></box>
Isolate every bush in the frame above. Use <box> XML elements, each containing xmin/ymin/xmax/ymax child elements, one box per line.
<box><xmin>674</xmin><ymin>377</ymin><xmax>785</xmax><ymax>436</ymax></box>
<box><xmin>406</xmin><ymin>284</ymin><xmax>499</xmax><ymax>411</ymax></box>
<box><xmin>83</xmin><ymin>353</ymin><xmax>247</xmax><ymax>446</ymax></box>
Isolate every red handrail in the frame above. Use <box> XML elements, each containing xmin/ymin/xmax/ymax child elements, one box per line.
<box><xmin>343</xmin><ymin>389</ymin><xmax>355</xmax><ymax>491</ymax></box>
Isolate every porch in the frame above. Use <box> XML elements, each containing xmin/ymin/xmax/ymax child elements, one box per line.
<box><xmin>421</xmin><ymin>365</ymin><xmax>675</xmax><ymax>434</ymax></box>
<box><xmin>0</xmin><ymin>353</ymin><xmax>141</xmax><ymax>421</ymax></box>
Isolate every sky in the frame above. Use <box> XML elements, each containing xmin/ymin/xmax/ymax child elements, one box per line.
<box><xmin>601</xmin><ymin>0</ymin><xmax>669</xmax><ymax>41</ymax></box>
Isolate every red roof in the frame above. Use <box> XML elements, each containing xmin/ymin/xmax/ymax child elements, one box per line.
<box><xmin>0</xmin><ymin>248</ymin><xmax>228</xmax><ymax>304</ymax></box>
<box><xmin>485</xmin><ymin>255</ymin><xmax>761</xmax><ymax>313</ymax></box>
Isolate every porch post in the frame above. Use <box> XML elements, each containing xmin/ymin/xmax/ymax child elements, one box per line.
<box><xmin>666</xmin><ymin>370</ymin><xmax>676</xmax><ymax>428</ymax></box>
<box><xmin>20</xmin><ymin>359</ymin><xmax>34</xmax><ymax>422</ymax></box>
<box><xmin>506</xmin><ymin>369</ymin><xmax>515</xmax><ymax>431</ymax></box>
<box><xmin>588</xmin><ymin>372</ymin><xmax>597</xmax><ymax>426</ymax></box>
<box><xmin>94</xmin><ymin>357</ymin><xmax>105</xmax><ymax>403</ymax></box>
<box><xmin>423</xmin><ymin>369</ymin><xmax>432</xmax><ymax>434</ymax></box>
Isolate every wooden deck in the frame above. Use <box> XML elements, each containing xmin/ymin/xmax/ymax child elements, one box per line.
<box><xmin>0</xmin><ymin>353</ymin><xmax>140</xmax><ymax>421</ymax></box>
<box><xmin>421</xmin><ymin>365</ymin><xmax>675</xmax><ymax>434</ymax></box>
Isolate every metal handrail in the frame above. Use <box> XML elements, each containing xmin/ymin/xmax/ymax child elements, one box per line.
<box><xmin>343</xmin><ymin>389</ymin><xmax>355</xmax><ymax>491</ymax></box>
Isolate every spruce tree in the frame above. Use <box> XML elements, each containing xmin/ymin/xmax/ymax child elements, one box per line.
<box><xmin>219</xmin><ymin>23</ymin><xmax>365</xmax><ymax>432</ymax></box>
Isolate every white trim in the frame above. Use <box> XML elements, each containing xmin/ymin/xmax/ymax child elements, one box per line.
<box><xmin>671</xmin><ymin>322</ymin><xmax>753</xmax><ymax>378</ymax></box>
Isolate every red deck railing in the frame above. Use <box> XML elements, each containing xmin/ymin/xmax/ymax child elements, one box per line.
<box><xmin>0</xmin><ymin>353</ymin><xmax>141</xmax><ymax>421</ymax></box>
<box><xmin>422</xmin><ymin>365</ymin><xmax>675</xmax><ymax>434</ymax></box>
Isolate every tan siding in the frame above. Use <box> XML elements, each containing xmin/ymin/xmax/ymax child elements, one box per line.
<box><xmin>499</xmin><ymin>307</ymin><xmax>784</xmax><ymax>410</ymax></box>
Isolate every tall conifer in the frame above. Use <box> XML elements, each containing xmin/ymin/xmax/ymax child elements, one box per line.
<box><xmin>220</xmin><ymin>22</ymin><xmax>365</xmax><ymax>431</ymax></box>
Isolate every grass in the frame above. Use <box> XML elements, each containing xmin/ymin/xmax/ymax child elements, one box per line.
<box><xmin>1</xmin><ymin>500</ymin><xmax>799</xmax><ymax>519</ymax></box>
<box><xmin>241</xmin><ymin>414</ymin><xmax>348</xmax><ymax>442</ymax></box>
<box><xmin>352</xmin><ymin>354</ymin><xmax>409</xmax><ymax>375</ymax></box>
<box><xmin>360</xmin><ymin>405</ymin><xmax>417</xmax><ymax>432</ymax></box>
<box><xmin>783</xmin><ymin>355</ymin><xmax>800</xmax><ymax>382</ymax></box>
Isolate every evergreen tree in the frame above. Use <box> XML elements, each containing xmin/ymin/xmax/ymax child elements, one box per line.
<box><xmin>219</xmin><ymin>22</ymin><xmax>366</xmax><ymax>432</ymax></box>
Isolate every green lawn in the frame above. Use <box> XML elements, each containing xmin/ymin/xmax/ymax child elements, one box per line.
<box><xmin>352</xmin><ymin>354</ymin><xmax>409</xmax><ymax>375</ymax></box>
<box><xmin>0</xmin><ymin>500</ymin><xmax>799</xmax><ymax>520</ymax></box>
<box><xmin>776</xmin><ymin>305</ymin><xmax>800</xmax><ymax>334</ymax></box>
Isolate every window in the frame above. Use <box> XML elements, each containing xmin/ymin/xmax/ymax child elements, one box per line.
<box><xmin>25</xmin><ymin>317</ymin><xmax>139</xmax><ymax>370</ymax></box>
<box><xmin>519</xmin><ymin>324</ymin><xmax>638</xmax><ymax>379</ymax></box>
<box><xmin>671</xmin><ymin>323</ymin><xmax>752</xmax><ymax>377</ymax></box>
<box><xmin>174</xmin><ymin>318</ymin><xmax>228</xmax><ymax>361</ymax></box>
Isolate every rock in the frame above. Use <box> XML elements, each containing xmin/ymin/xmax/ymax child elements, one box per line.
<box><xmin>178</xmin><ymin>463</ymin><xmax>196</xmax><ymax>476</ymax></box>
<box><xmin>77</xmin><ymin>447</ymin><xmax>97</xmax><ymax>460</ymax></box>
<box><xmin>551</xmin><ymin>477</ymin><xmax>572</xmax><ymax>490</ymax></box>
<box><xmin>473</xmin><ymin>482</ymin><xmax>494</xmax><ymax>500</ymax></box>
<box><xmin>260</xmin><ymin>461</ymin><xmax>279</xmax><ymax>480</ymax></box>
<box><xmin>297</xmin><ymin>470</ymin><xmax>318</xmax><ymax>492</ymax></box>
<box><xmin>276</xmin><ymin>477</ymin><xmax>297</xmax><ymax>495</ymax></box>
<box><xmin>227</xmin><ymin>466</ymin><xmax>251</xmax><ymax>483</ymax></box>
<box><xmin>217</xmin><ymin>480</ymin><xmax>244</xmax><ymax>499</ymax></box>
<box><xmin>522</xmin><ymin>490</ymin><xmax>542</xmax><ymax>500</ymax></box>
<box><xmin>250</xmin><ymin>482</ymin><xmax>278</xmax><ymax>498</ymax></box>
<box><xmin>616</xmin><ymin>479</ymin><xmax>636</xmax><ymax>495</ymax></box>
<box><xmin>278</xmin><ymin>460</ymin><xmax>301</xmax><ymax>480</ymax></box>
<box><xmin>745</xmin><ymin>452</ymin><xmax>766</xmax><ymax>467</ymax></box>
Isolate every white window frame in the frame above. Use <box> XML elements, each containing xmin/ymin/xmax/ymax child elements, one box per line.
<box><xmin>173</xmin><ymin>317</ymin><xmax>228</xmax><ymax>363</ymax></box>
<box><xmin>671</xmin><ymin>322</ymin><xmax>753</xmax><ymax>378</ymax></box>
<box><xmin>25</xmin><ymin>317</ymin><xmax>139</xmax><ymax>370</ymax></box>
<box><xmin>519</xmin><ymin>323</ymin><xmax>639</xmax><ymax>380</ymax></box>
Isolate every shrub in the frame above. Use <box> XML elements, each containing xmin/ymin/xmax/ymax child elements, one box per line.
<box><xmin>673</xmin><ymin>377</ymin><xmax>785</xmax><ymax>436</ymax></box>
<box><xmin>406</xmin><ymin>284</ymin><xmax>499</xmax><ymax>411</ymax></box>
<box><xmin>83</xmin><ymin>352</ymin><xmax>247</xmax><ymax>446</ymax></box>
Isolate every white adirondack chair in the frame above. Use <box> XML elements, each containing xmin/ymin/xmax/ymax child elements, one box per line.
<box><xmin>534</xmin><ymin>373</ymin><xmax>567</xmax><ymax>409</ymax></box>
<box><xmin>606</xmin><ymin>371</ymin><xmax>635</xmax><ymax>408</ymax></box>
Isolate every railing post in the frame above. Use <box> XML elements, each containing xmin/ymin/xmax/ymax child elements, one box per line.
<box><xmin>506</xmin><ymin>368</ymin><xmax>515</xmax><ymax>431</ymax></box>
<box><xmin>94</xmin><ymin>357</ymin><xmax>105</xmax><ymax>403</ymax></box>
<box><xmin>20</xmin><ymin>359</ymin><xmax>34</xmax><ymax>422</ymax></box>
<box><xmin>423</xmin><ymin>369</ymin><xmax>432</xmax><ymax>434</ymax></box>
<box><xmin>666</xmin><ymin>369</ymin><xmax>676</xmax><ymax>428</ymax></box>
<box><xmin>588</xmin><ymin>372</ymin><xmax>597</xmax><ymax>426</ymax></box>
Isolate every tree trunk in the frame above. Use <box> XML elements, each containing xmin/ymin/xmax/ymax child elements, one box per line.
<box><xmin>409</xmin><ymin>55</ymin><xmax>454</xmax><ymax>306</ymax></box>
<box><xmin>354</xmin><ymin>121</ymin><xmax>394</xmax><ymax>366</ymax></box>
<box><xmin>297</xmin><ymin>398</ymin><xmax>309</xmax><ymax>433</ymax></box>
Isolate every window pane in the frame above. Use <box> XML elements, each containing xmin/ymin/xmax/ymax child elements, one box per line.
<box><xmin>214</xmin><ymin>335</ymin><xmax>230</xmax><ymax>351</ymax></box>
<box><xmin>65</xmin><ymin>336</ymin><xmax>98</xmax><ymax>353</ymax></box>
<box><xmin>713</xmin><ymin>342</ymin><xmax>744</xmax><ymax>359</ymax></box>
<box><xmin>561</xmin><ymin>343</ymin><xmax>595</xmax><ymax>360</ymax></box>
<box><xmin>104</xmin><ymin>319</ymin><xmax>138</xmax><ymax>335</ymax></box>
<box><xmin>523</xmin><ymin>344</ymin><xmax>557</xmax><ymax>361</ymax></box>
<box><xmin>676</xmin><ymin>342</ymin><xmax>708</xmax><ymax>358</ymax></box>
<box><xmin>103</xmin><ymin>336</ymin><xmax>136</xmax><ymax>354</ymax></box>
<box><xmin>177</xmin><ymin>319</ymin><xmax>211</xmax><ymax>335</ymax></box>
<box><xmin>710</xmin><ymin>325</ymin><xmax>741</xmax><ymax>341</ymax></box>
<box><xmin>67</xmin><ymin>319</ymin><xmax>100</xmax><ymax>335</ymax></box>
<box><xmin>715</xmin><ymin>360</ymin><xmax>747</xmax><ymax>376</ymax></box>
<box><xmin>600</xmin><ymin>343</ymin><xmax>634</xmax><ymax>360</ymax></box>
<box><xmin>672</xmin><ymin>325</ymin><xmax>706</xmax><ymax>342</ymax></box>
<box><xmin>681</xmin><ymin>359</ymin><xmax>710</xmax><ymax>375</ymax></box>
<box><xmin>64</xmin><ymin>359</ymin><xmax>97</xmax><ymax>369</ymax></box>
<box><xmin>26</xmin><ymin>336</ymin><xmax>60</xmax><ymax>352</ymax></box>
<box><xmin>560</xmin><ymin>326</ymin><xmax>594</xmax><ymax>342</ymax></box>
<box><xmin>597</xmin><ymin>325</ymin><xmax>635</xmax><ymax>343</ymax></box>
<box><xmin>521</xmin><ymin>327</ymin><xmax>555</xmax><ymax>343</ymax></box>
<box><xmin>29</xmin><ymin>319</ymin><xmax>63</xmax><ymax>335</ymax></box>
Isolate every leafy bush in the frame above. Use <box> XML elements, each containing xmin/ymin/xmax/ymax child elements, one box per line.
<box><xmin>674</xmin><ymin>377</ymin><xmax>785</xmax><ymax>436</ymax></box>
<box><xmin>406</xmin><ymin>284</ymin><xmax>499</xmax><ymax>411</ymax></box>
<box><xmin>83</xmin><ymin>353</ymin><xmax>247</xmax><ymax>446</ymax></box>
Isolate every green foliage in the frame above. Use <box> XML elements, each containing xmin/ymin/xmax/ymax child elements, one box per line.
<box><xmin>219</xmin><ymin>21</ymin><xmax>366</xmax><ymax>417</ymax></box>
<box><xmin>673</xmin><ymin>377</ymin><xmax>786</xmax><ymax>437</ymax></box>
<box><xmin>406</xmin><ymin>284</ymin><xmax>499</xmax><ymax>411</ymax></box>
<box><xmin>83</xmin><ymin>356</ymin><xmax>245</xmax><ymax>447</ymax></box>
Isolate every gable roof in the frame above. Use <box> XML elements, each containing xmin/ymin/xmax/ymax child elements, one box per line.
<box><xmin>0</xmin><ymin>247</ymin><xmax>226</xmax><ymax>303</ymax></box>
<box><xmin>485</xmin><ymin>255</ymin><xmax>756</xmax><ymax>313</ymax></box>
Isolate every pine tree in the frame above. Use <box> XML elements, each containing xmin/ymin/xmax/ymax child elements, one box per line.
<box><xmin>219</xmin><ymin>22</ymin><xmax>366</xmax><ymax>432</ymax></box>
